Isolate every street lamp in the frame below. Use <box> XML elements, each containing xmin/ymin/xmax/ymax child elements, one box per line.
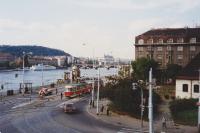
<box><xmin>96</xmin><ymin>68</ymin><xmax>100</xmax><ymax>115</ymax></box>
<box><xmin>22</xmin><ymin>51</ymin><xmax>32</xmax><ymax>96</ymax></box>
<box><xmin>82</xmin><ymin>43</ymin><xmax>95</xmax><ymax>107</ymax></box>
<box><xmin>198</xmin><ymin>69</ymin><xmax>200</xmax><ymax>132</ymax></box>
<box><xmin>132</xmin><ymin>82</ymin><xmax>144</xmax><ymax>132</ymax></box>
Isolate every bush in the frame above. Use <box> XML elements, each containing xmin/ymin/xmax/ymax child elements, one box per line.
<box><xmin>171</xmin><ymin>96</ymin><xmax>175</xmax><ymax>100</ymax></box>
<box><xmin>169</xmin><ymin>98</ymin><xmax>198</xmax><ymax>126</ymax></box>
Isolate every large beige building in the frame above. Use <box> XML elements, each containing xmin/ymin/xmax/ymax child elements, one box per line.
<box><xmin>134</xmin><ymin>27</ymin><xmax>200</xmax><ymax>68</ymax></box>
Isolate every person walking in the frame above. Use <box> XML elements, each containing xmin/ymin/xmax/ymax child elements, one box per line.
<box><xmin>60</xmin><ymin>92</ymin><xmax>63</xmax><ymax>100</ymax></box>
<box><xmin>89</xmin><ymin>99</ymin><xmax>92</xmax><ymax>108</ymax></box>
<box><xmin>106</xmin><ymin>106</ymin><xmax>110</xmax><ymax>116</ymax></box>
<box><xmin>100</xmin><ymin>105</ymin><xmax>104</xmax><ymax>114</ymax></box>
<box><xmin>56</xmin><ymin>88</ymin><xmax>58</xmax><ymax>95</ymax></box>
<box><xmin>162</xmin><ymin>116</ymin><xmax>167</xmax><ymax>130</ymax></box>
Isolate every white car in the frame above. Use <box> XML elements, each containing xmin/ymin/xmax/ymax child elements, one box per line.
<box><xmin>63</xmin><ymin>103</ymin><xmax>76</xmax><ymax>113</ymax></box>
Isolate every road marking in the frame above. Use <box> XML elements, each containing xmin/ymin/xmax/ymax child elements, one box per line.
<box><xmin>12</xmin><ymin>100</ymin><xmax>35</xmax><ymax>109</ymax></box>
<box><xmin>17</xmin><ymin>98</ymin><xmax>33</xmax><ymax>100</ymax></box>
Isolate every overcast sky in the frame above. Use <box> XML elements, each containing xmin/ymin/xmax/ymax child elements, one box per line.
<box><xmin>0</xmin><ymin>0</ymin><xmax>199</xmax><ymax>59</ymax></box>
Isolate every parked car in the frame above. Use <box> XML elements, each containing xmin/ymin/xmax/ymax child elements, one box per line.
<box><xmin>63</xmin><ymin>103</ymin><xmax>76</xmax><ymax>113</ymax></box>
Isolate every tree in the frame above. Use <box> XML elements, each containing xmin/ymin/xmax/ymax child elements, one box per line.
<box><xmin>131</xmin><ymin>57</ymin><xmax>158</xmax><ymax>81</ymax></box>
<box><xmin>166</xmin><ymin>64</ymin><xmax>182</xmax><ymax>82</ymax></box>
<box><xmin>100</xmin><ymin>77</ymin><xmax>161</xmax><ymax>119</ymax></box>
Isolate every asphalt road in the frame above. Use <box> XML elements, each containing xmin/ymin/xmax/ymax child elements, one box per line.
<box><xmin>0</xmin><ymin>94</ymin><xmax>124</xmax><ymax>133</ymax></box>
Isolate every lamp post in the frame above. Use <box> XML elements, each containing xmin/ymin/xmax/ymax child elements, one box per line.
<box><xmin>198</xmin><ymin>69</ymin><xmax>200</xmax><ymax>132</ymax></box>
<box><xmin>82</xmin><ymin>43</ymin><xmax>95</xmax><ymax>107</ymax></box>
<box><xmin>96</xmin><ymin>67</ymin><xmax>100</xmax><ymax>115</ymax></box>
<box><xmin>22</xmin><ymin>52</ymin><xmax>32</xmax><ymax>96</ymax></box>
<box><xmin>148</xmin><ymin>68</ymin><xmax>153</xmax><ymax>133</ymax></box>
<box><xmin>22</xmin><ymin>51</ymin><xmax>25</xmax><ymax>96</ymax></box>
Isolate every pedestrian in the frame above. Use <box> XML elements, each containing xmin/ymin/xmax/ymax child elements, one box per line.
<box><xmin>60</xmin><ymin>92</ymin><xmax>63</xmax><ymax>100</ymax></box>
<box><xmin>162</xmin><ymin>116</ymin><xmax>167</xmax><ymax>130</ymax></box>
<box><xmin>100</xmin><ymin>105</ymin><xmax>104</xmax><ymax>114</ymax></box>
<box><xmin>56</xmin><ymin>88</ymin><xmax>58</xmax><ymax>95</ymax></box>
<box><xmin>106</xmin><ymin>106</ymin><xmax>110</xmax><ymax>116</ymax></box>
<box><xmin>89</xmin><ymin>99</ymin><xmax>92</xmax><ymax>108</ymax></box>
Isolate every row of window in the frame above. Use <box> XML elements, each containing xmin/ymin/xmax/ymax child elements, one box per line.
<box><xmin>182</xmin><ymin>84</ymin><xmax>199</xmax><ymax>93</ymax></box>
<box><xmin>138</xmin><ymin>38</ymin><xmax>197</xmax><ymax>44</ymax></box>
<box><xmin>138</xmin><ymin>46</ymin><xmax>196</xmax><ymax>52</ymax></box>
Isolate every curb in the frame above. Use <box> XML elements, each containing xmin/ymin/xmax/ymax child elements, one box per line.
<box><xmin>86</xmin><ymin>105</ymin><xmax>130</xmax><ymax>128</ymax></box>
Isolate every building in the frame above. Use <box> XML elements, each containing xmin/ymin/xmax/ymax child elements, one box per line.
<box><xmin>98</xmin><ymin>55</ymin><xmax>115</xmax><ymax>66</ymax></box>
<box><xmin>28</xmin><ymin>56</ymin><xmax>57</xmax><ymax>66</ymax></box>
<box><xmin>175</xmin><ymin>53</ymin><xmax>200</xmax><ymax>99</ymax></box>
<box><xmin>0</xmin><ymin>52</ymin><xmax>14</xmax><ymax>63</ymax></box>
<box><xmin>134</xmin><ymin>27</ymin><xmax>200</xmax><ymax>68</ymax></box>
<box><xmin>54</xmin><ymin>56</ymin><xmax>66</xmax><ymax>67</ymax></box>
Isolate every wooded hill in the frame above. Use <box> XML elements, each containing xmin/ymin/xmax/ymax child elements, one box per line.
<box><xmin>0</xmin><ymin>45</ymin><xmax>70</xmax><ymax>57</ymax></box>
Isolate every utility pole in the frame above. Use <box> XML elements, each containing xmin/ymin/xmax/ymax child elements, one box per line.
<box><xmin>92</xmin><ymin>49</ymin><xmax>95</xmax><ymax>107</ymax></box>
<box><xmin>22</xmin><ymin>52</ymin><xmax>25</xmax><ymax>96</ymax></box>
<box><xmin>141</xmin><ymin>87</ymin><xmax>144</xmax><ymax>132</ymax></box>
<box><xmin>96</xmin><ymin>68</ymin><xmax>100</xmax><ymax>115</ymax></box>
<box><xmin>198</xmin><ymin>69</ymin><xmax>200</xmax><ymax>132</ymax></box>
<box><xmin>148</xmin><ymin>68</ymin><xmax>153</xmax><ymax>133</ymax></box>
<box><xmin>42</xmin><ymin>63</ymin><xmax>44</xmax><ymax>86</ymax></box>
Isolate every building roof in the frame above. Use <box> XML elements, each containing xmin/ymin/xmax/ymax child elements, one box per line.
<box><xmin>176</xmin><ymin>52</ymin><xmax>200</xmax><ymax>80</ymax></box>
<box><xmin>139</xmin><ymin>27</ymin><xmax>200</xmax><ymax>37</ymax></box>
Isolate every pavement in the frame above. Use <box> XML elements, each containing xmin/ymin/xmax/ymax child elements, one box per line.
<box><xmin>87</xmin><ymin>99</ymin><xmax>198</xmax><ymax>133</ymax></box>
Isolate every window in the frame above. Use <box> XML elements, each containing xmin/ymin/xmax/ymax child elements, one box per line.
<box><xmin>177</xmin><ymin>46</ymin><xmax>183</xmax><ymax>51</ymax></box>
<box><xmin>157</xmin><ymin>54</ymin><xmax>162</xmax><ymax>59</ymax></box>
<box><xmin>167</xmin><ymin>46</ymin><xmax>172</xmax><ymax>51</ymax></box>
<box><xmin>138</xmin><ymin>39</ymin><xmax>144</xmax><ymax>44</ymax></box>
<box><xmin>147</xmin><ymin>46</ymin><xmax>151</xmax><ymax>51</ymax></box>
<box><xmin>177</xmin><ymin>55</ymin><xmax>183</xmax><ymax>59</ymax></box>
<box><xmin>194</xmin><ymin>85</ymin><xmax>199</xmax><ymax>93</ymax></box>
<box><xmin>190</xmin><ymin>46</ymin><xmax>196</xmax><ymax>51</ymax></box>
<box><xmin>138</xmin><ymin>47</ymin><xmax>144</xmax><ymax>51</ymax></box>
<box><xmin>158</xmin><ymin>39</ymin><xmax>163</xmax><ymax>44</ymax></box>
<box><xmin>147</xmin><ymin>39</ymin><xmax>153</xmax><ymax>44</ymax></box>
<box><xmin>177</xmin><ymin>38</ymin><xmax>184</xmax><ymax>43</ymax></box>
<box><xmin>190</xmin><ymin>38</ymin><xmax>196</xmax><ymax>43</ymax></box>
<box><xmin>157</xmin><ymin>47</ymin><xmax>163</xmax><ymax>51</ymax></box>
<box><xmin>167</xmin><ymin>38</ymin><xmax>173</xmax><ymax>43</ymax></box>
<box><xmin>182</xmin><ymin>84</ymin><xmax>188</xmax><ymax>92</ymax></box>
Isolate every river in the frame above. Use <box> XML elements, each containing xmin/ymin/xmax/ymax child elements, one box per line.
<box><xmin>0</xmin><ymin>68</ymin><xmax>118</xmax><ymax>91</ymax></box>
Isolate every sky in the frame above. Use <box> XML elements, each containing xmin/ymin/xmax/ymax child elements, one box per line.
<box><xmin>0</xmin><ymin>0</ymin><xmax>199</xmax><ymax>59</ymax></box>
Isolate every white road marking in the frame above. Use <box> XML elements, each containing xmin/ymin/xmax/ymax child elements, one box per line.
<box><xmin>12</xmin><ymin>100</ymin><xmax>35</xmax><ymax>109</ymax></box>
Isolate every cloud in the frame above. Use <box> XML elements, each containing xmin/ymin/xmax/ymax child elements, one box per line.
<box><xmin>0</xmin><ymin>19</ymin><xmax>126</xmax><ymax>58</ymax></box>
<box><xmin>67</xmin><ymin>0</ymin><xmax>200</xmax><ymax>12</ymax></box>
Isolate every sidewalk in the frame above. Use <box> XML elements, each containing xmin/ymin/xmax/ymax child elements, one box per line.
<box><xmin>87</xmin><ymin>99</ymin><xmax>197</xmax><ymax>133</ymax></box>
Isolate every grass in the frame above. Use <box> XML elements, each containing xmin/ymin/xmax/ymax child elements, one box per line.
<box><xmin>174</xmin><ymin>109</ymin><xmax>197</xmax><ymax>126</ymax></box>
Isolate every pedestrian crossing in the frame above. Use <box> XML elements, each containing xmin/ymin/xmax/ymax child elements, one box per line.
<box><xmin>118</xmin><ymin>127</ymin><xmax>148</xmax><ymax>133</ymax></box>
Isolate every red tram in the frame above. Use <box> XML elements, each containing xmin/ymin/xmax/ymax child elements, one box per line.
<box><xmin>64</xmin><ymin>83</ymin><xmax>92</xmax><ymax>98</ymax></box>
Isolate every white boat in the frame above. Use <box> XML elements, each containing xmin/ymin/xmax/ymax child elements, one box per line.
<box><xmin>30</xmin><ymin>64</ymin><xmax>56</xmax><ymax>71</ymax></box>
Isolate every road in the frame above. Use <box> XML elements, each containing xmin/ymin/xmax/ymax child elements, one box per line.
<box><xmin>0</xmin><ymin>94</ymin><xmax>124</xmax><ymax>133</ymax></box>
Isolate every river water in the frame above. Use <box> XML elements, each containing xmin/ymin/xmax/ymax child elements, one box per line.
<box><xmin>0</xmin><ymin>68</ymin><xmax>118</xmax><ymax>91</ymax></box>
